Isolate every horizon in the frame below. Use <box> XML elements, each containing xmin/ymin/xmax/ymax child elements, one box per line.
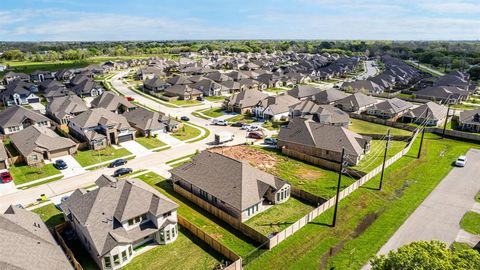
<box><xmin>1</xmin><ymin>0</ymin><xmax>480</xmax><ymax>41</ymax></box>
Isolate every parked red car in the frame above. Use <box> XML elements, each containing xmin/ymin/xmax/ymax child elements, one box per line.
<box><xmin>126</xmin><ymin>96</ymin><xmax>135</xmax><ymax>102</ymax></box>
<box><xmin>247</xmin><ymin>132</ymin><xmax>264</xmax><ymax>139</ymax></box>
<box><xmin>0</xmin><ymin>171</ymin><xmax>13</xmax><ymax>183</ymax></box>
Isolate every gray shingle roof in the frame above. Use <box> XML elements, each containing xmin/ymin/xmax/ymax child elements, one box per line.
<box><xmin>368</xmin><ymin>98</ymin><xmax>413</xmax><ymax>114</ymax></box>
<box><xmin>91</xmin><ymin>91</ymin><xmax>135</xmax><ymax>112</ymax></box>
<box><xmin>69</xmin><ymin>108</ymin><xmax>132</xmax><ymax>130</ymax></box>
<box><xmin>46</xmin><ymin>95</ymin><xmax>88</xmax><ymax>120</ymax></box>
<box><xmin>403</xmin><ymin>101</ymin><xmax>447</xmax><ymax>121</ymax></box>
<box><xmin>0</xmin><ymin>105</ymin><xmax>50</xmax><ymax>129</ymax></box>
<box><xmin>287</xmin><ymin>85</ymin><xmax>323</xmax><ymax>99</ymax></box>
<box><xmin>291</xmin><ymin>100</ymin><xmax>350</xmax><ymax>125</ymax></box>
<box><xmin>227</xmin><ymin>89</ymin><xmax>269</xmax><ymax>109</ymax></box>
<box><xmin>334</xmin><ymin>93</ymin><xmax>377</xmax><ymax>109</ymax></box>
<box><xmin>312</xmin><ymin>88</ymin><xmax>348</xmax><ymax>104</ymax></box>
<box><xmin>123</xmin><ymin>107</ymin><xmax>165</xmax><ymax>131</ymax></box>
<box><xmin>10</xmin><ymin>126</ymin><xmax>76</xmax><ymax>158</ymax></box>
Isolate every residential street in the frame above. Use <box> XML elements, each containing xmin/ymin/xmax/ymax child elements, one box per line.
<box><xmin>357</xmin><ymin>60</ymin><xmax>379</xmax><ymax>80</ymax></box>
<box><xmin>362</xmin><ymin>148</ymin><xmax>480</xmax><ymax>269</ymax></box>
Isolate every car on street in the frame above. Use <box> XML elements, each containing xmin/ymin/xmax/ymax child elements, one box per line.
<box><xmin>54</xmin><ymin>159</ymin><xmax>68</xmax><ymax>170</ymax></box>
<box><xmin>108</xmin><ymin>158</ymin><xmax>128</xmax><ymax>168</ymax></box>
<box><xmin>247</xmin><ymin>125</ymin><xmax>261</xmax><ymax>132</ymax></box>
<box><xmin>196</xmin><ymin>96</ymin><xmax>204</xmax><ymax>101</ymax></box>
<box><xmin>241</xmin><ymin>124</ymin><xmax>251</xmax><ymax>130</ymax></box>
<box><xmin>0</xmin><ymin>171</ymin><xmax>13</xmax><ymax>183</ymax></box>
<box><xmin>113</xmin><ymin>167</ymin><xmax>133</xmax><ymax>177</ymax></box>
<box><xmin>126</xmin><ymin>96</ymin><xmax>135</xmax><ymax>102</ymax></box>
<box><xmin>455</xmin><ymin>155</ymin><xmax>467</xmax><ymax>167</ymax></box>
<box><xmin>212</xmin><ymin>119</ymin><xmax>228</xmax><ymax>126</ymax></box>
<box><xmin>231</xmin><ymin>122</ymin><xmax>244</xmax><ymax>127</ymax></box>
<box><xmin>181</xmin><ymin>116</ymin><xmax>190</xmax><ymax>121</ymax></box>
<box><xmin>264</xmin><ymin>137</ymin><xmax>277</xmax><ymax>145</ymax></box>
<box><xmin>247</xmin><ymin>131</ymin><xmax>264</xmax><ymax>139</ymax></box>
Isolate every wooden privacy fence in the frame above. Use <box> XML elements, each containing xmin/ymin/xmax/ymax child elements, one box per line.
<box><xmin>266</xmin><ymin>129</ymin><xmax>420</xmax><ymax>249</ymax></box>
<box><xmin>54</xmin><ymin>223</ymin><xmax>83</xmax><ymax>270</ymax></box>
<box><xmin>178</xmin><ymin>216</ymin><xmax>242</xmax><ymax>270</ymax></box>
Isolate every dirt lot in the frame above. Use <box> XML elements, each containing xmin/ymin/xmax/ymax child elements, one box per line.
<box><xmin>209</xmin><ymin>145</ymin><xmax>277</xmax><ymax>171</ymax></box>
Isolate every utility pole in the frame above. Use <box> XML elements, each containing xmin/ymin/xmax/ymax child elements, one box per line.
<box><xmin>379</xmin><ymin>129</ymin><xmax>391</xmax><ymax>190</ymax></box>
<box><xmin>442</xmin><ymin>103</ymin><xmax>451</xmax><ymax>138</ymax></box>
<box><xmin>332</xmin><ymin>148</ymin><xmax>345</xmax><ymax>227</ymax></box>
<box><xmin>417</xmin><ymin>109</ymin><xmax>429</xmax><ymax>159</ymax></box>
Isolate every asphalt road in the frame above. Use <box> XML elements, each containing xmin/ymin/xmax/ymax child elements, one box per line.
<box><xmin>362</xmin><ymin>148</ymin><xmax>480</xmax><ymax>269</ymax></box>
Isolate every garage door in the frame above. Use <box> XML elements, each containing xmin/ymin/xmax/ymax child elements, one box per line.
<box><xmin>118</xmin><ymin>134</ymin><xmax>133</xmax><ymax>143</ymax></box>
<box><xmin>49</xmin><ymin>149</ymin><xmax>70</xmax><ymax>159</ymax></box>
<box><xmin>28</xmin><ymin>98</ymin><xmax>40</xmax><ymax>103</ymax></box>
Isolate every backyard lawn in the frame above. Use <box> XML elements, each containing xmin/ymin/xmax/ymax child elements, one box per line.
<box><xmin>171</xmin><ymin>124</ymin><xmax>201</xmax><ymax>141</ymax></box>
<box><xmin>123</xmin><ymin>229</ymin><xmax>226</xmax><ymax>270</ymax></box>
<box><xmin>135</xmin><ymin>172</ymin><xmax>257</xmax><ymax>257</ymax></box>
<box><xmin>32</xmin><ymin>203</ymin><xmax>64</xmax><ymax>228</ymax></box>
<box><xmin>244</xmin><ymin>197</ymin><xmax>315</xmax><ymax>235</ymax></box>
<box><xmin>349</xmin><ymin>119</ymin><xmax>412</xmax><ymax>136</ymax></box>
<box><xmin>459</xmin><ymin>211</ymin><xmax>480</xmax><ymax>235</ymax></box>
<box><xmin>10</xmin><ymin>163</ymin><xmax>60</xmax><ymax>186</ymax></box>
<box><xmin>245</xmin><ymin>134</ymin><xmax>480</xmax><ymax>270</ymax></box>
<box><xmin>74</xmin><ymin>147</ymin><xmax>132</xmax><ymax>167</ymax></box>
<box><xmin>135</xmin><ymin>136</ymin><xmax>167</xmax><ymax>149</ymax></box>
<box><xmin>352</xmin><ymin>140</ymin><xmax>408</xmax><ymax>173</ymax></box>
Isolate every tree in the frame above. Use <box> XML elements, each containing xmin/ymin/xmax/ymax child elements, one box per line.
<box><xmin>370</xmin><ymin>241</ymin><xmax>480</xmax><ymax>270</ymax></box>
<box><xmin>1</xmin><ymin>49</ymin><xmax>25</xmax><ymax>61</ymax></box>
<box><xmin>468</xmin><ymin>66</ymin><xmax>480</xmax><ymax>81</ymax></box>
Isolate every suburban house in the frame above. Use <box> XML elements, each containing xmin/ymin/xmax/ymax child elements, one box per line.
<box><xmin>287</xmin><ymin>85</ymin><xmax>323</xmax><ymax>100</ymax></box>
<box><xmin>366</xmin><ymin>98</ymin><xmax>413</xmax><ymax>120</ymax></box>
<box><xmin>91</xmin><ymin>92</ymin><xmax>136</xmax><ymax>114</ymax></box>
<box><xmin>2</xmin><ymin>71</ymin><xmax>29</xmax><ymax>85</ymax></box>
<box><xmin>290</xmin><ymin>100</ymin><xmax>350</xmax><ymax>127</ymax></box>
<box><xmin>70</xmin><ymin>75</ymin><xmax>104</xmax><ymax>97</ymax></box>
<box><xmin>10</xmin><ymin>126</ymin><xmax>77</xmax><ymax>165</ymax></box>
<box><xmin>123</xmin><ymin>107</ymin><xmax>168</xmax><ymax>137</ymax></box>
<box><xmin>311</xmin><ymin>88</ymin><xmax>348</xmax><ymax>104</ymax></box>
<box><xmin>0</xmin><ymin>205</ymin><xmax>73</xmax><ymax>270</ymax></box>
<box><xmin>55</xmin><ymin>69</ymin><xmax>75</xmax><ymax>82</ymax></box>
<box><xmin>458</xmin><ymin>108</ymin><xmax>480</xmax><ymax>132</ymax></box>
<box><xmin>277</xmin><ymin>118</ymin><xmax>371</xmax><ymax>165</ymax></box>
<box><xmin>69</xmin><ymin>108</ymin><xmax>136</xmax><ymax>149</ymax></box>
<box><xmin>39</xmin><ymin>80</ymin><xmax>64</xmax><ymax>91</ymax></box>
<box><xmin>334</xmin><ymin>93</ymin><xmax>377</xmax><ymax>112</ymax></box>
<box><xmin>62</xmin><ymin>175</ymin><xmax>179</xmax><ymax>270</ymax></box>
<box><xmin>30</xmin><ymin>70</ymin><xmax>54</xmax><ymax>83</ymax></box>
<box><xmin>135</xmin><ymin>67</ymin><xmax>165</xmax><ymax>80</ymax></box>
<box><xmin>0</xmin><ymin>105</ymin><xmax>51</xmax><ymax>135</ymax></box>
<box><xmin>0</xmin><ymin>144</ymin><xmax>9</xmax><ymax>169</ymax></box>
<box><xmin>341</xmin><ymin>80</ymin><xmax>384</xmax><ymax>94</ymax></box>
<box><xmin>44</xmin><ymin>86</ymin><xmax>77</xmax><ymax>102</ymax></box>
<box><xmin>170</xmin><ymin>151</ymin><xmax>291</xmax><ymax>222</ymax></box>
<box><xmin>164</xmin><ymin>85</ymin><xmax>203</xmax><ymax>100</ymax></box>
<box><xmin>414</xmin><ymin>86</ymin><xmax>469</xmax><ymax>104</ymax></box>
<box><xmin>224</xmin><ymin>89</ymin><xmax>269</xmax><ymax>114</ymax></box>
<box><xmin>143</xmin><ymin>76</ymin><xmax>170</xmax><ymax>93</ymax></box>
<box><xmin>192</xmin><ymin>78</ymin><xmax>229</xmax><ymax>96</ymax></box>
<box><xmin>252</xmin><ymin>94</ymin><xmax>300</xmax><ymax>121</ymax></box>
<box><xmin>401</xmin><ymin>101</ymin><xmax>447</xmax><ymax>127</ymax></box>
<box><xmin>0</xmin><ymin>81</ymin><xmax>40</xmax><ymax>106</ymax></box>
<box><xmin>46</xmin><ymin>95</ymin><xmax>89</xmax><ymax>125</ymax></box>
<box><xmin>166</xmin><ymin>75</ymin><xmax>192</xmax><ymax>85</ymax></box>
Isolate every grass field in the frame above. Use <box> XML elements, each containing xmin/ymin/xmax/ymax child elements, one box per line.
<box><xmin>31</xmin><ymin>203</ymin><xmax>64</xmax><ymax>228</ymax></box>
<box><xmin>10</xmin><ymin>163</ymin><xmax>60</xmax><ymax>185</ymax></box>
<box><xmin>352</xmin><ymin>140</ymin><xmax>408</xmax><ymax>173</ymax></box>
<box><xmin>171</xmin><ymin>124</ymin><xmax>201</xmax><ymax>141</ymax></box>
<box><xmin>245</xmin><ymin>134</ymin><xmax>480</xmax><ymax>270</ymax></box>
<box><xmin>74</xmin><ymin>147</ymin><xmax>132</xmax><ymax>167</ymax></box>
<box><xmin>204</xmin><ymin>96</ymin><xmax>228</xmax><ymax>102</ymax></box>
<box><xmin>169</xmin><ymin>99</ymin><xmax>202</xmax><ymax>107</ymax></box>
<box><xmin>135</xmin><ymin>173</ymin><xmax>257</xmax><ymax>257</ymax></box>
<box><xmin>244</xmin><ymin>197</ymin><xmax>315</xmax><ymax>235</ymax></box>
<box><xmin>349</xmin><ymin>119</ymin><xmax>412</xmax><ymax>136</ymax></box>
<box><xmin>460</xmin><ymin>211</ymin><xmax>480</xmax><ymax>235</ymax></box>
<box><xmin>2</xmin><ymin>60</ymin><xmax>91</xmax><ymax>74</ymax></box>
<box><xmin>135</xmin><ymin>137</ymin><xmax>167</xmax><ymax>149</ymax></box>
<box><xmin>123</xmin><ymin>228</ymin><xmax>225</xmax><ymax>270</ymax></box>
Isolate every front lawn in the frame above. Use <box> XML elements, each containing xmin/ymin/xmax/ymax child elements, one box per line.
<box><xmin>169</xmin><ymin>99</ymin><xmax>201</xmax><ymax>107</ymax></box>
<box><xmin>135</xmin><ymin>172</ymin><xmax>257</xmax><ymax>257</ymax></box>
<box><xmin>171</xmin><ymin>124</ymin><xmax>201</xmax><ymax>141</ymax></box>
<box><xmin>226</xmin><ymin>113</ymin><xmax>255</xmax><ymax>123</ymax></box>
<box><xmin>245</xmin><ymin>134</ymin><xmax>480</xmax><ymax>270</ymax></box>
<box><xmin>476</xmin><ymin>191</ymin><xmax>480</xmax><ymax>203</ymax></box>
<box><xmin>244</xmin><ymin>197</ymin><xmax>315</xmax><ymax>235</ymax></box>
<box><xmin>349</xmin><ymin>119</ymin><xmax>412</xmax><ymax>136</ymax></box>
<box><xmin>135</xmin><ymin>137</ymin><xmax>167</xmax><ymax>149</ymax></box>
<box><xmin>123</xmin><ymin>228</ymin><xmax>225</xmax><ymax>270</ymax></box>
<box><xmin>460</xmin><ymin>211</ymin><xmax>480</xmax><ymax>235</ymax></box>
<box><xmin>204</xmin><ymin>96</ymin><xmax>228</xmax><ymax>102</ymax></box>
<box><xmin>74</xmin><ymin>147</ymin><xmax>132</xmax><ymax>167</ymax></box>
<box><xmin>32</xmin><ymin>203</ymin><xmax>63</xmax><ymax>228</ymax></box>
<box><xmin>10</xmin><ymin>163</ymin><xmax>61</xmax><ymax>185</ymax></box>
<box><xmin>200</xmin><ymin>107</ymin><xmax>226</xmax><ymax>118</ymax></box>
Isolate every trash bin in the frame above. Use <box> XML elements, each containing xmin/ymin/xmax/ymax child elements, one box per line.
<box><xmin>40</xmin><ymin>194</ymin><xmax>47</xmax><ymax>201</ymax></box>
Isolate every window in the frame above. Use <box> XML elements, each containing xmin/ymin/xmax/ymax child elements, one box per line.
<box><xmin>122</xmin><ymin>251</ymin><xmax>127</xmax><ymax>261</ymax></box>
<box><xmin>113</xmin><ymin>255</ymin><xmax>120</xmax><ymax>265</ymax></box>
<box><xmin>134</xmin><ymin>216</ymin><xmax>141</xmax><ymax>223</ymax></box>
<box><xmin>104</xmin><ymin>257</ymin><xmax>111</xmax><ymax>268</ymax></box>
<box><xmin>171</xmin><ymin>227</ymin><xmax>176</xmax><ymax>238</ymax></box>
<box><xmin>128</xmin><ymin>246</ymin><xmax>133</xmax><ymax>256</ymax></box>
<box><xmin>163</xmin><ymin>211</ymin><xmax>171</xmax><ymax>218</ymax></box>
<box><xmin>141</xmin><ymin>214</ymin><xmax>147</xmax><ymax>221</ymax></box>
<box><xmin>32</xmin><ymin>155</ymin><xmax>38</xmax><ymax>161</ymax></box>
<box><xmin>159</xmin><ymin>230</ymin><xmax>165</xmax><ymax>241</ymax></box>
<box><xmin>128</xmin><ymin>219</ymin><xmax>134</xmax><ymax>226</ymax></box>
<box><xmin>166</xmin><ymin>230</ymin><xmax>171</xmax><ymax>241</ymax></box>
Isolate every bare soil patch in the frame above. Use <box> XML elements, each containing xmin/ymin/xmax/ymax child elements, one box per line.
<box><xmin>209</xmin><ymin>145</ymin><xmax>277</xmax><ymax>171</ymax></box>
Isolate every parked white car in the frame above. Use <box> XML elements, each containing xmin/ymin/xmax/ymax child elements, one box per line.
<box><xmin>455</xmin><ymin>155</ymin><xmax>467</xmax><ymax>167</ymax></box>
<box><xmin>212</xmin><ymin>119</ymin><xmax>228</xmax><ymax>126</ymax></box>
<box><xmin>241</xmin><ymin>124</ymin><xmax>252</xmax><ymax>130</ymax></box>
<box><xmin>247</xmin><ymin>125</ymin><xmax>261</xmax><ymax>132</ymax></box>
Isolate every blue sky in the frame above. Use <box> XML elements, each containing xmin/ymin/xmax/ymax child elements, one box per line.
<box><xmin>1</xmin><ymin>0</ymin><xmax>479</xmax><ymax>41</ymax></box>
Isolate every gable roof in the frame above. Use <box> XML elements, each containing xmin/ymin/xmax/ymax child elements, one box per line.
<box><xmin>334</xmin><ymin>93</ymin><xmax>377</xmax><ymax>109</ymax></box>
<box><xmin>287</xmin><ymin>85</ymin><xmax>323</xmax><ymax>99</ymax></box>
<box><xmin>368</xmin><ymin>98</ymin><xmax>413</xmax><ymax>114</ymax></box>
<box><xmin>227</xmin><ymin>89</ymin><xmax>269</xmax><ymax>109</ymax></box>
<box><xmin>91</xmin><ymin>91</ymin><xmax>135</xmax><ymax>112</ymax></box>
<box><xmin>170</xmin><ymin>151</ymin><xmax>288</xmax><ymax>211</ymax></box>
<box><xmin>403</xmin><ymin>101</ymin><xmax>447</xmax><ymax>121</ymax></box>
<box><xmin>46</xmin><ymin>95</ymin><xmax>88</xmax><ymax>120</ymax></box>
<box><xmin>258</xmin><ymin>94</ymin><xmax>300</xmax><ymax>115</ymax></box>
<box><xmin>459</xmin><ymin>108</ymin><xmax>480</xmax><ymax>125</ymax></box>
<box><xmin>312</xmin><ymin>88</ymin><xmax>348</xmax><ymax>104</ymax></box>
<box><xmin>69</xmin><ymin>108</ymin><xmax>132</xmax><ymax>130</ymax></box>
<box><xmin>0</xmin><ymin>105</ymin><xmax>50</xmax><ymax>128</ymax></box>
<box><xmin>123</xmin><ymin>107</ymin><xmax>165</xmax><ymax>131</ymax></box>
<box><xmin>10</xmin><ymin>126</ymin><xmax>76</xmax><ymax>157</ymax></box>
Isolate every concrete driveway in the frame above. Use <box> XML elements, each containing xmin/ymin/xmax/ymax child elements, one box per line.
<box><xmin>120</xmin><ymin>140</ymin><xmax>151</xmax><ymax>157</ymax></box>
<box><xmin>0</xmin><ymin>181</ymin><xmax>18</xmax><ymax>196</ymax></box>
<box><xmin>52</xmin><ymin>155</ymin><xmax>86</xmax><ymax>178</ymax></box>
<box><xmin>29</xmin><ymin>102</ymin><xmax>46</xmax><ymax>114</ymax></box>
<box><xmin>155</xmin><ymin>133</ymin><xmax>185</xmax><ymax>147</ymax></box>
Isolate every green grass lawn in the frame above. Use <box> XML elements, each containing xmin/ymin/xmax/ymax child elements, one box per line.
<box><xmin>352</xmin><ymin>140</ymin><xmax>408</xmax><ymax>173</ymax></box>
<box><xmin>3</xmin><ymin>138</ymin><xmax>19</xmax><ymax>156</ymax></box>
<box><xmin>258</xmin><ymin>147</ymin><xmax>356</xmax><ymax>200</ymax></box>
<box><xmin>135</xmin><ymin>137</ymin><xmax>167</xmax><ymax>149</ymax></box>
<box><xmin>245</xmin><ymin>134</ymin><xmax>480</xmax><ymax>270</ymax></box>
<box><xmin>123</xmin><ymin>228</ymin><xmax>225</xmax><ymax>270</ymax></box>
<box><xmin>169</xmin><ymin>99</ymin><xmax>201</xmax><ymax>107</ymax></box>
<box><xmin>476</xmin><ymin>191</ymin><xmax>480</xmax><ymax>203</ymax></box>
<box><xmin>204</xmin><ymin>96</ymin><xmax>228</xmax><ymax>102</ymax></box>
<box><xmin>451</xmin><ymin>103</ymin><xmax>480</xmax><ymax>110</ymax></box>
<box><xmin>349</xmin><ymin>119</ymin><xmax>412</xmax><ymax>136</ymax></box>
<box><xmin>450</xmin><ymin>241</ymin><xmax>473</xmax><ymax>252</ymax></box>
<box><xmin>74</xmin><ymin>147</ymin><xmax>132</xmax><ymax>167</ymax></box>
<box><xmin>200</xmin><ymin>107</ymin><xmax>226</xmax><ymax>118</ymax></box>
<box><xmin>20</xmin><ymin>175</ymin><xmax>64</xmax><ymax>189</ymax></box>
<box><xmin>460</xmin><ymin>211</ymin><xmax>480</xmax><ymax>235</ymax></box>
<box><xmin>65</xmin><ymin>237</ymin><xmax>99</xmax><ymax>270</ymax></box>
<box><xmin>227</xmin><ymin>114</ymin><xmax>255</xmax><ymax>123</ymax></box>
<box><xmin>3</xmin><ymin>60</ymin><xmax>91</xmax><ymax>74</ymax></box>
<box><xmin>171</xmin><ymin>124</ymin><xmax>201</xmax><ymax>141</ymax></box>
<box><xmin>265</xmin><ymin>88</ymin><xmax>286</xmax><ymax>94</ymax></box>
<box><xmin>244</xmin><ymin>197</ymin><xmax>315</xmax><ymax>235</ymax></box>
<box><xmin>10</xmin><ymin>163</ymin><xmax>61</xmax><ymax>185</ymax></box>
<box><xmin>135</xmin><ymin>172</ymin><xmax>257</xmax><ymax>257</ymax></box>
<box><xmin>31</xmin><ymin>203</ymin><xmax>64</xmax><ymax>228</ymax></box>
